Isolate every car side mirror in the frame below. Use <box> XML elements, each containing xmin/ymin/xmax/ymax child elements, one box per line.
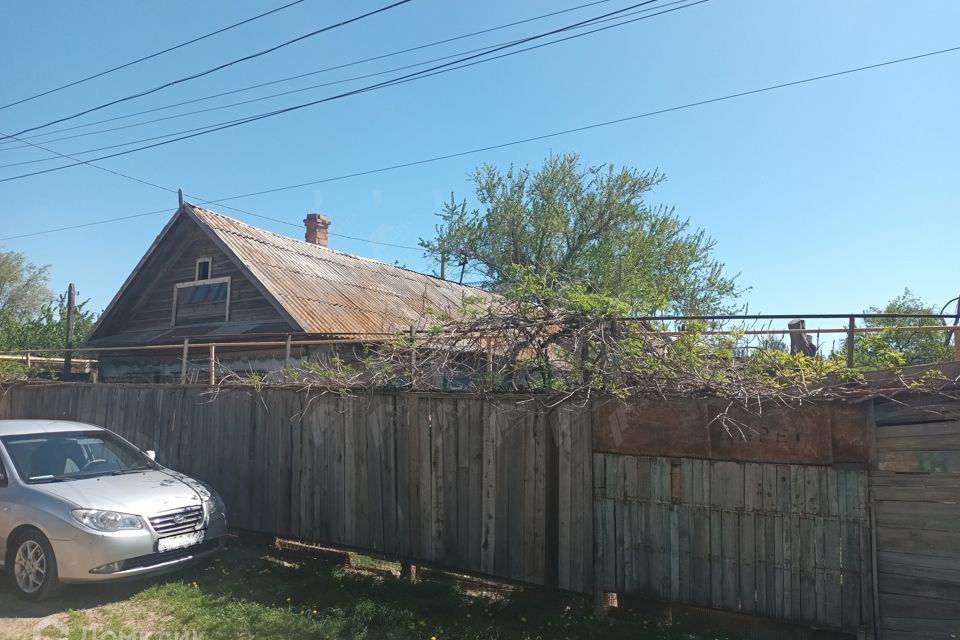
<box><xmin>145</xmin><ymin>450</ymin><xmax>156</xmax><ymax>461</ymax></box>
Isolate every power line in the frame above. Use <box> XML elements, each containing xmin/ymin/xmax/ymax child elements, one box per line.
<box><xmin>0</xmin><ymin>130</ymin><xmax>177</xmax><ymax>196</ymax></box>
<box><xmin>0</xmin><ymin>0</ymin><xmax>625</xmax><ymax>148</ymax></box>
<box><xmin>1</xmin><ymin>0</ymin><xmax>415</xmax><ymax>140</ymax></box>
<box><xmin>0</xmin><ymin>131</ymin><xmax>424</xmax><ymax>251</ymax></box>
<box><xmin>4</xmin><ymin>43</ymin><xmax>957</xmax><ymax>243</ymax></box>
<box><xmin>0</xmin><ymin>0</ymin><xmax>691</xmax><ymax>181</ymax></box>
<box><xmin>2</xmin><ymin>3</ymin><xmax>683</xmax><ymax>246</ymax></box>
<box><xmin>0</xmin><ymin>0</ymin><xmax>309</xmax><ymax>112</ymax></box>
<box><xmin>0</xmin><ymin>1</ymin><xmax>691</xmax><ymax>167</ymax></box>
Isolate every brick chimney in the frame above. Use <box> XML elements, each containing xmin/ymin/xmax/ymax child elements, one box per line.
<box><xmin>304</xmin><ymin>213</ymin><xmax>330</xmax><ymax>247</ymax></box>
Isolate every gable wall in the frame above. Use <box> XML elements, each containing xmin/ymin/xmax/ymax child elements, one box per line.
<box><xmin>94</xmin><ymin>214</ymin><xmax>291</xmax><ymax>338</ymax></box>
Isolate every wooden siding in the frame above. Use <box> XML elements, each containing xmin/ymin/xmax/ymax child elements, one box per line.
<box><xmin>593</xmin><ymin>452</ymin><xmax>872</xmax><ymax>630</ymax></box>
<box><xmin>871</xmin><ymin>398</ymin><xmax>960</xmax><ymax>640</ymax></box>
<box><xmin>92</xmin><ymin>214</ymin><xmax>290</xmax><ymax>340</ymax></box>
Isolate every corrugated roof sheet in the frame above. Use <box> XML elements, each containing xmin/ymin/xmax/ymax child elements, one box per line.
<box><xmin>189</xmin><ymin>205</ymin><xmax>495</xmax><ymax>336</ymax></box>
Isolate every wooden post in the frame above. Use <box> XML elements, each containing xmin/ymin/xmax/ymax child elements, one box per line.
<box><xmin>284</xmin><ymin>334</ymin><xmax>292</xmax><ymax>369</ymax></box>
<box><xmin>593</xmin><ymin>591</ymin><xmax>617</xmax><ymax>619</ymax></box>
<box><xmin>180</xmin><ymin>338</ymin><xmax>189</xmax><ymax>384</ymax></box>
<box><xmin>846</xmin><ymin>315</ymin><xmax>856</xmax><ymax>368</ymax></box>
<box><xmin>62</xmin><ymin>283</ymin><xmax>76</xmax><ymax>377</ymax></box>
<box><xmin>486</xmin><ymin>335</ymin><xmax>493</xmax><ymax>377</ymax></box>
<box><xmin>399</xmin><ymin>561</ymin><xmax>418</xmax><ymax>583</ymax></box>
<box><xmin>25</xmin><ymin>352</ymin><xmax>31</xmax><ymax>368</ymax></box>
<box><xmin>208</xmin><ymin>344</ymin><xmax>216</xmax><ymax>385</ymax></box>
<box><xmin>409</xmin><ymin>325</ymin><xmax>416</xmax><ymax>381</ymax></box>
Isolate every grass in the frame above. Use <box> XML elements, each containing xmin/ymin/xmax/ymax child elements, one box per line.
<box><xmin>42</xmin><ymin>542</ymin><xmax>693</xmax><ymax>640</ymax></box>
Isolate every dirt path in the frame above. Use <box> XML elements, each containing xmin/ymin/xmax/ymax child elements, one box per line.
<box><xmin>0</xmin><ymin>572</ymin><xmax>164</xmax><ymax>639</ymax></box>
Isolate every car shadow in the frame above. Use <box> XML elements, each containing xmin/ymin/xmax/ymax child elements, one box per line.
<box><xmin>0</xmin><ymin>563</ymin><xmax>205</xmax><ymax>619</ymax></box>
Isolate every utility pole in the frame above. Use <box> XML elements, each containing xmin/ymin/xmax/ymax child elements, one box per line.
<box><xmin>63</xmin><ymin>283</ymin><xmax>76</xmax><ymax>378</ymax></box>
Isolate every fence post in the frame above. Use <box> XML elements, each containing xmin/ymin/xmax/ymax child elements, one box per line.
<box><xmin>846</xmin><ymin>315</ymin><xmax>856</xmax><ymax>368</ymax></box>
<box><xmin>180</xmin><ymin>338</ymin><xmax>190</xmax><ymax>384</ymax></box>
<box><xmin>24</xmin><ymin>352</ymin><xmax>31</xmax><ymax>368</ymax></box>
<box><xmin>399</xmin><ymin>561</ymin><xmax>418</xmax><ymax>583</ymax></box>
<box><xmin>208</xmin><ymin>344</ymin><xmax>216</xmax><ymax>386</ymax></box>
<box><xmin>284</xmin><ymin>334</ymin><xmax>292</xmax><ymax>369</ymax></box>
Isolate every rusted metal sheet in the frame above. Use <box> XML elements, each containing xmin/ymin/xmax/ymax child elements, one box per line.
<box><xmin>592</xmin><ymin>397</ymin><xmax>871</xmax><ymax>465</ymax></box>
<box><xmin>192</xmin><ymin>206</ymin><xmax>495</xmax><ymax>336</ymax></box>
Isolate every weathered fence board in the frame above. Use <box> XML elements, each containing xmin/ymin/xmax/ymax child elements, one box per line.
<box><xmin>15</xmin><ymin>382</ymin><xmax>957</xmax><ymax>636</ymax></box>
<box><xmin>0</xmin><ymin>384</ymin><xmax>593</xmax><ymax>592</ymax></box>
<box><xmin>871</xmin><ymin>398</ymin><xmax>960</xmax><ymax>640</ymax></box>
<box><xmin>593</xmin><ymin>451</ymin><xmax>872</xmax><ymax>630</ymax></box>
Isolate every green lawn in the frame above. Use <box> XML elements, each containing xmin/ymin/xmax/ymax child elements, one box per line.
<box><xmin>26</xmin><ymin>542</ymin><xmax>696</xmax><ymax>640</ymax></box>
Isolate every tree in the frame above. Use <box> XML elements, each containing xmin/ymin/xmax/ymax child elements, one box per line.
<box><xmin>421</xmin><ymin>154</ymin><xmax>741</xmax><ymax>315</ymax></box>
<box><xmin>0</xmin><ymin>250</ymin><xmax>52</xmax><ymax>320</ymax></box>
<box><xmin>0</xmin><ymin>294</ymin><xmax>97</xmax><ymax>352</ymax></box>
<box><xmin>845</xmin><ymin>289</ymin><xmax>953</xmax><ymax>369</ymax></box>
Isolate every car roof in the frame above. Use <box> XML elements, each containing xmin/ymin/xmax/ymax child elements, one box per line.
<box><xmin>0</xmin><ymin>420</ymin><xmax>106</xmax><ymax>437</ymax></box>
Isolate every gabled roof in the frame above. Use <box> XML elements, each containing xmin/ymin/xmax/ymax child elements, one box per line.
<box><xmin>187</xmin><ymin>205</ymin><xmax>493</xmax><ymax>336</ymax></box>
<box><xmin>89</xmin><ymin>203</ymin><xmax>493</xmax><ymax>342</ymax></box>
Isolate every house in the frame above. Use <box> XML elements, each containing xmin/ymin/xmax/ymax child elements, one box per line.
<box><xmin>87</xmin><ymin>201</ymin><xmax>492</xmax><ymax>382</ymax></box>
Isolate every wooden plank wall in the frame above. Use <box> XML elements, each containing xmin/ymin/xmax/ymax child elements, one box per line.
<box><xmin>0</xmin><ymin>384</ymin><xmax>593</xmax><ymax>593</ymax></box>
<box><xmin>593</xmin><ymin>452</ymin><xmax>873</xmax><ymax>631</ymax></box>
<box><xmin>872</xmin><ymin>398</ymin><xmax>960</xmax><ymax>640</ymax></box>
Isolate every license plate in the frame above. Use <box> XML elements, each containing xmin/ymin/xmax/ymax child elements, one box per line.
<box><xmin>158</xmin><ymin>530</ymin><xmax>204</xmax><ymax>553</ymax></box>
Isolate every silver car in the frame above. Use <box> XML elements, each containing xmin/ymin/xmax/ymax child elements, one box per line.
<box><xmin>0</xmin><ymin>420</ymin><xmax>226</xmax><ymax>599</ymax></box>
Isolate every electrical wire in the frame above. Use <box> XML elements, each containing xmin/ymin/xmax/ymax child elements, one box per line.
<box><xmin>3</xmin><ymin>42</ymin><xmax>958</xmax><ymax>244</ymax></box>
<box><xmin>1</xmin><ymin>0</ymin><xmax>415</xmax><ymax>140</ymax></box>
<box><xmin>0</xmin><ymin>0</ymin><xmax>310</xmax><ymax>112</ymax></box>
<box><xmin>0</xmin><ymin>0</ymin><xmax>694</xmax><ymax>181</ymax></box>
<box><xmin>0</xmin><ymin>0</ymin><xmax>628</xmax><ymax>148</ymax></box>
<box><xmin>0</xmin><ymin>1</ymin><xmax>691</xmax><ymax>167</ymax></box>
<box><xmin>0</xmin><ymin>130</ymin><xmax>424</xmax><ymax>250</ymax></box>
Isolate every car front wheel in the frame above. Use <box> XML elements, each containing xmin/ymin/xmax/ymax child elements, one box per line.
<box><xmin>8</xmin><ymin>530</ymin><xmax>62</xmax><ymax>600</ymax></box>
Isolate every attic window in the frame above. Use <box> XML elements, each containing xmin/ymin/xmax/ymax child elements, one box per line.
<box><xmin>173</xmin><ymin>276</ymin><xmax>230</xmax><ymax>326</ymax></box>
<box><xmin>195</xmin><ymin>258</ymin><xmax>211</xmax><ymax>281</ymax></box>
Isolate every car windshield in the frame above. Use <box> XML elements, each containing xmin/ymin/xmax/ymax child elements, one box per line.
<box><xmin>0</xmin><ymin>430</ymin><xmax>156</xmax><ymax>483</ymax></box>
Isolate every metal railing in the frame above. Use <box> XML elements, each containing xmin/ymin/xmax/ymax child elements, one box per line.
<box><xmin>0</xmin><ymin>313</ymin><xmax>957</xmax><ymax>383</ymax></box>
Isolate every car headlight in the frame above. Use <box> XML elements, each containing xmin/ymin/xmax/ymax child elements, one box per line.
<box><xmin>205</xmin><ymin>490</ymin><xmax>225</xmax><ymax>514</ymax></box>
<box><xmin>72</xmin><ymin>509</ymin><xmax>143</xmax><ymax>532</ymax></box>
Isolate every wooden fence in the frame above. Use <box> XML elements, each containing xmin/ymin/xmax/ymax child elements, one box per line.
<box><xmin>870</xmin><ymin>397</ymin><xmax>960</xmax><ymax>640</ymax></box>
<box><xmin>4</xmin><ymin>383</ymin><xmax>960</xmax><ymax>637</ymax></box>
<box><xmin>0</xmin><ymin>384</ymin><xmax>594</xmax><ymax>593</ymax></box>
<box><xmin>593</xmin><ymin>454</ymin><xmax>872</xmax><ymax>629</ymax></box>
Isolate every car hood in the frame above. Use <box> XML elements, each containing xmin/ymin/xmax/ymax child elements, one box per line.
<box><xmin>35</xmin><ymin>469</ymin><xmax>203</xmax><ymax>516</ymax></box>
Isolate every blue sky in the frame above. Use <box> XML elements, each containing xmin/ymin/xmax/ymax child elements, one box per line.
<box><xmin>1</xmin><ymin>0</ymin><xmax>958</xmax><ymax>328</ymax></box>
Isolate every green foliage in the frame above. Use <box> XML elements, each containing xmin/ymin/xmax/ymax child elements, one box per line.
<box><xmin>747</xmin><ymin>348</ymin><xmax>864</xmax><ymax>386</ymax></box>
<box><xmin>0</xmin><ymin>250</ymin><xmax>52</xmax><ymax>320</ymax></box>
<box><xmin>284</xmin><ymin>356</ymin><xmax>361</xmax><ymax>396</ymax></box>
<box><xmin>421</xmin><ymin>153</ymin><xmax>741</xmax><ymax>315</ymax></box>
<box><xmin>0</xmin><ymin>294</ymin><xmax>97</xmax><ymax>354</ymax></box>
<box><xmin>841</xmin><ymin>289</ymin><xmax>953</xmax><ymax>369</ymax></box>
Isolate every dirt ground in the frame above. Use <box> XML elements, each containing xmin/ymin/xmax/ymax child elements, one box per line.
<box><xmin>0</xmin><ymin>569</ymin><xmax>165</xmax><ymax>639</ymax></box>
